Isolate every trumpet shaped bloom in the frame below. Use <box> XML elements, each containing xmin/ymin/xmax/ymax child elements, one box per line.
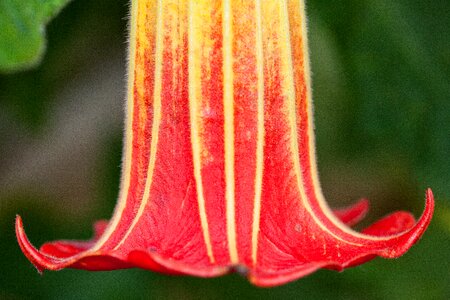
<box><xmin>16</xmin><ymin>0</ymin><xmax>434</xmax><ymax>287</ymax></box>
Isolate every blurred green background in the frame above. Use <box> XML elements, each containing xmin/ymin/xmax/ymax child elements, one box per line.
<box><xmin>0</xmin><ymin>0</ymin><xmax>449</xmax><ymax>299</ymax></box>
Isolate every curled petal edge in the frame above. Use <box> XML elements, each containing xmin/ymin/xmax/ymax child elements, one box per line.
<box><xmin>16</xmin><ymin>189</ymin><xmax>433</xmax><ymax>286</ymax></box>
<box><xmin>249</xmin><ymin>189</ymin><xmax>434</xmax><ymax>287</ymax></box>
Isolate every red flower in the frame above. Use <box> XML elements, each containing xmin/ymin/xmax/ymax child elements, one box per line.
<box><xmin>16</xmin><ymin>0</ymin><xmax>434</xmax><ymax>287</ymax></box>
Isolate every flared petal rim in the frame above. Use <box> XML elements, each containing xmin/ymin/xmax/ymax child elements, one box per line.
<box><xmin>16</xmin><ymin>189</ymin><xmax>433</xmax><ymax>286</ymax></box>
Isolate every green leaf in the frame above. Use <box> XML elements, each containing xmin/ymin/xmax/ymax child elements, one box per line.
<box><xmin>0</xmin><ymin>0</ymin><xmax>72</xmax><ymax>72</ymax></box>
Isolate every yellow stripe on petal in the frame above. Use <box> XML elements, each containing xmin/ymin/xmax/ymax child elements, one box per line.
<box><xmin>188</xmin><ymin>0</ymin><xmax>215</xmax><ymax>264</ymax></box>
<box><xmin>223</xmin><ymin>0</ymin><xmax>238</xmax><ymax>265</ymax></box>
<box><xmin>114</xmin><ymin>0</ymin><xmax>164</xmax><ymax>249</ymax></box>
<box><xmin>251</xmin><ymin>0</ymin><xmax>265</xmax><ymax>266</ymax></box>
<box><xmin>92</xmin><ymin>0</ymin><xmax>141</xmax><ymax>250</ymax></box>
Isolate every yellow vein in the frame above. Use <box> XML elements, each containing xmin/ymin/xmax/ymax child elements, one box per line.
<box><xmin>92</xmin><ymin>0</ymin><xmax>139</xmax><ymax>251</ymax></box>
<box><xmin>114</xmin><ymin>0</ymin><xmax>164</xmax><ymax>249</ymax></box>
<box><xmin>279</xmin><ymin>0</ymin><xmax>361</xmax><ymax>247</ymax></box>
<box><xmin>251</xmin><ymin>0</ymin><xmax>265</xmax><ymax>266</ymax></box>
<box><xmin>188</xmin><ymin>0</ymin><xmax>215</xmax><ymax>263</ymax></box>
<box><xmin>223</xmin><ymin>0</ymin><xmax>238</xmax><ymax>264</ymax></box>
<box><xmin>296</xmin><ymin>0</ymin><xmax>384</xmax><ymax>241</ymax></box>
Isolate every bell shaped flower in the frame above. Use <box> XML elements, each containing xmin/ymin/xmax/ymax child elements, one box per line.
<box><xmin>16</xmin><ymin>0</ymin><xmax>434</xmax><ymax>287</ymax></box>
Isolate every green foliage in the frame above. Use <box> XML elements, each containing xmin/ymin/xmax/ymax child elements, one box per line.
<box><xmin>0</xmin><ymin>0</ymin><xmax>71</xmax><ymax>72</ymax></box>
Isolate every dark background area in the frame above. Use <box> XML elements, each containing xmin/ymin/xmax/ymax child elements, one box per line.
<box><xmin>1</xmin><ymin>0</ymin><xmax>449</xmax><ymax>299</ymax></box>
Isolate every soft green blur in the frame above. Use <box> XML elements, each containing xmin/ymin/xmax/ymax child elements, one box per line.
<box><xmin>0</xmin><ymin>0</ymin><xmax>72</xmax><ymax>72</ymax></box>
<box><xmin>0</xmin><ymin>0</ymin><xmax>449</xmax><ymax>299</ymax></box>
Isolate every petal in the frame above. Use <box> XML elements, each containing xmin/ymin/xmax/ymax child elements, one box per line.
<box><xmin>16</xmin><ymin>216</ymin><xmax>131</xmax><ymax>272</ymax></box>
<box><xmin>249</xmin><ymin>190</ymin><xmax>433</xmax><ymax>286</ymax></box>
<box><xmin>333</xmin><ymin>199</ymin><xmax>370</xmax><ymax>227</ymax></box>
<box><xmin>16</xmin><ymin>215</ymin><xmax>229</xmax><ymax>275</ymax></box>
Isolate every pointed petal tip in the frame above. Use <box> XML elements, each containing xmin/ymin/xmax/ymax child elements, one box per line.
<box><xmin>93</xmin><ymin>220</ymin><xmax>109</xmax><ymax>239</ymax></box>
<box><xmin>15</xmin><ymin>216</ymin><xmax>131</xmax><ymax>272</ymax></box>
<box><xmin>15</xmin><ymin>215</ymin><xmax>55</xmax><ymax>272</ymax></box>
<box><xmin>325</xmin><ymin>189</ymin><xmax>434</xmax><ymax>274</ymax></box>
<box><xmin>247</xmin><ymin>189</ymin><xmax>434</xmax><ymax>287</ymax></box>
<box><xmin>404</xmin><ymin>188</ymin><xmax>435</xmax><ymax>246</ymax></box>
<box><xmin>402</xmin><ymin>188</ymin><xmax>434</xmax><ymax>247</ymax></box>
<box><xmin>16</xmin><ymin>216</ymin><xmax>223</xmax><ymax>275</ymax></box>
<box><xmin>367</xmin><ymin>188</ymin><xmax>434</xmax><ymax>259</ymax></box>
<box><xmin>333</xmin><ymin>198</ymin><xmax>370</xmax><ymax>226</ymax></box>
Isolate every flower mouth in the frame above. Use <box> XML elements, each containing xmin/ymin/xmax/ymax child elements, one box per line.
<box><xmin>16</xmin><ymin>190</ymin><xmax>433</xmax><ymax>286</ymax></box>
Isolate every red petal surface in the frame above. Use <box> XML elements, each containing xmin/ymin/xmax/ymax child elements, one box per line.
<box><xmin>16</xmin><ymin>0</ymin><xmax>434</xmax><ymax>286</ymax></box>
<box><xmin>333</xmin><ymin>199</ymin><xmax>369</xmax><ymax>227</ymax></box>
